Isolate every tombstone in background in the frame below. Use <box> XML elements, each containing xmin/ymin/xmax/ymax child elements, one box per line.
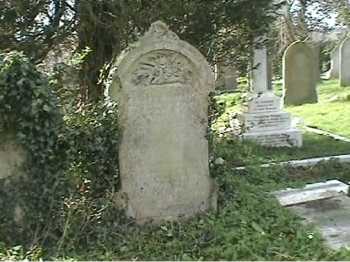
<box><xmin>311</xmin><ymin>44</ymin><xmax>321</xmax><ymax>83</ymax></box>
<box><xmin>340</xmin><ymin>37</ymin><xmax>350</xmax><ymax>87</ymax></box>
<box><xmin>283</xmin><ymin>41</ymin><xmax>318</xmax><ymax>106</ymax></box>
<box><xmin>215</xmin><ymin>62</ymin><xmax>238</xmax><ymax>91</ymax></box>
<box><xmin>110</xmin><ymin>21</ymin><xmax>217</xmax><ymax>224</ymax></box>
<box><xmin>0</xmin><ymin>132</ymin><xmax>26</xmax><ymax>224</ymax></box>
<box><xmin>308</xmin><ymin>32</ymin><xmax>324</xmax><ymax>83</ymax></box>
<box><xmin>329</xmin><ymin>45</ymin><xmax>340</xmax><ymax>79</ymax></box>
<box><xmin>0</xmin><ymin>133</ymin><xmax>25</xmax><ymax>180</ymax></box>
<box><xmin>231</xmin><ymin>44</ymin><xmax>302</xmax><ymax>147</ymax></box>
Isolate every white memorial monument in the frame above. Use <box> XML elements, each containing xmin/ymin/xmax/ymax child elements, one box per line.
<box><xmin>231</xmin><ymin>45</ymin><xmax>303</xmax><ymax>147</ymax></box>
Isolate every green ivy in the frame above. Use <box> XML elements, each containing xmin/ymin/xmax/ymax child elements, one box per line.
<box><xmin>0</xmin><ymin>52</ymin><xmax>121</xmax><ymax>249</ymax></box>
<box><xmin>0</xmin><ymin>51</ymin><xmax>67</xmax><ymax>244</ymax></box>
<box><xmin>63</xmin><ymin>102</ymin><xmax>119</xmax><ymax>196</ymax></box>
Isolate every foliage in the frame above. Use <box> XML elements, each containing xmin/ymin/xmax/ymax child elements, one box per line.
<box><xmin>50</xmin><ymin>46</ymin><xmax>92</xmax><ymax>114</ymax></box>
<box><xmin>43</xmin><ymin>101</ymin><xmax>120</xmax><ymax>254</ymax></box>
<box><xmin>77</xmin><ymin>0</ymin><xmax>282</xmax><ymax>102</ymax></box>
<box><xmin>0</xmin><ymin>244</ymin><xmax>43</xmax><ymax>261</ymax></box>
<box><xmin>0</xmin><ymin>0</ymin><xmax>283</xmax><ymax>102</ymax></box>
<box><xmin>317</xmin><ymin>0</ymin><xmax>350</xmax><ymax>26</ymax></box>
<box><xmin>0</xmin><ymin>52</ymin><xmax>120</xmax><ymax>249</ymax></box>
<box><xmin>63</xmin><ymin>102</ymin><xmax>119</xmax><ymax>196</ymax></box>
<box><xmin>5</xmin><ymin>160</ymin><xmax>350</xmax><ymax>260</ymax></box>
<box><xmin>0</xmin><ymin>0</ymin><xmax>78</xmax><ymax>61</ymax></box>
<box><xmin>0</xmin><ymin>51</ymin><xmax>66</xmax><ymax>244</ymax></box>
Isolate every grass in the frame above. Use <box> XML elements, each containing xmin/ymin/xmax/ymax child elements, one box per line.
<box><xmin>213</xmin><ymin>133</ymin><xmax>350</xmax><ymax>167</ymax></box>
<box><xmin>3</xmin><ymin>160</ymin><xmax>350</xmax><ymax>260</ymax></box>
<box><xmin>213</xmin><ymin>79</ymin><xmax>350</xmax><ymax>166</ymax></box>
<box><xmin>286</xmin><ymin>80</ymin><xmax>350</xmax><ymax>138</ymax></box>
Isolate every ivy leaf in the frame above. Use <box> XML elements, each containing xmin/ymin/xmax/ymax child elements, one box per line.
<box><xmin>43</xmin><ymin>105</ymin><xmax>51</xmax><ymax>112</ymax></box>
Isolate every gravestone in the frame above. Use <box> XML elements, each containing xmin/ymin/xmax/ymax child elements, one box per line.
<box><xmin>0</xmin><ymin>132</ymin><xmax>26</xmax><ymax>224</ymax></box>
<box><xmin>311</xmin><ymin>44</ymin><xmax>321</xmax><ymax>83</ymax></box>
<box><xmin>110</xmin><ymin>21</ymin><xmax>217</xmax><ymax>224</ymax></box>
<box><xmin>283</xmin><ymin>41</ymin><xmax>318</xmax><ymax>106</ymax></box>
<box><xmin>231</xmin><ymin>45</ymin><xmax>302</xmax><ymax>147</ymax></box>
<box><xmin>0</xmin><ymin>133</ymin><xmax>25</xmax><ymax>180</ymax></box>
<box><xmin>216</xmin><ymin>62</ymin><xmax>238</xmax><ymax>91</ymax></box>
<box><xmin>274</xmin><ymin>180</ymin><xmax>350</xmax><ymax>250</ymax></box>
<box><xmin>330</xmin><ymin>45</ymin><xmax>340</xmax><ymax>79</ymax></box>
<box><xmin>340</xmin><ymin>37</ymin><xmax>350</xmax><ymax>87</ymax></box>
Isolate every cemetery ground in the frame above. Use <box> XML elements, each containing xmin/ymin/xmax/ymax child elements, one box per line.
<box><xmin>214</xmin><ymin>79</ymin><xmax>350</xmax><ymax>167</ymax></box>
<box><xmin>3</xmin><ymin>81</ymin><xmax>350</xmax><ymax>260</ymax></box>
<box><xmin>4</xmin><ymin>155</ymin><xmax>350</xmax><ymax>260</ymax></box>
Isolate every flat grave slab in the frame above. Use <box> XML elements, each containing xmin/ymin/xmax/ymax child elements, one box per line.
<box><xmin>274</xmin><ymin>180</ymin><xmax>349</xmax><ymax>206</ymax></box>
<box><xmin>274</xmin><ymin>180</ymin><xmax>350</xmax><ymax>250</ymax></box>
<box><xmin>289</xmin><ymin>196</ymin><xmax>350</xmax><ymax>250</ymax></box>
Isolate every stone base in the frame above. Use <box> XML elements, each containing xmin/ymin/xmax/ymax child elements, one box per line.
<box><xmin>243</xmin><ymin>92</ymin><xmax>282</xmax><ymax>114</ymax></box>
<box><xmin>239</xmin><ymin>111</ymin><xmax>292</xmax><ymax>133</ymax></box>
<box><xmin>242</xmin><ymin>128</ymin><xmax>303</xmax><ymax>147</ymax></box>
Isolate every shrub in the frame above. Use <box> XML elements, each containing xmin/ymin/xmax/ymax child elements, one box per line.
<box><xmin>0</xmin><ymin>51</ymin><xmax>66</xmax><ymax>244</ymax></box>
<box><xmin>0</xmin><ymin>52</ymin><xmax>121</xmax><ymax>250</ymax></box>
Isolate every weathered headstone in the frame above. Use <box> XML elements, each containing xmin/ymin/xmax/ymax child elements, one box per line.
<box><xmin>110</xmin><ymin>21</ymin><xmax>217</xmax><ymax>224</ymax></box>
<box><xmin>311</xmin><ymin>44</ymin><xmax>321</xmax><ymax>83</ymax></box>
<box><xmin>283</xmin><ymin>41</ymin><xmax>318</xmax><ymax>106</ymax></box>
<box><xmin>216</xmin><ymin>62</ymin><xmax>238</xmax><ymax>91</ymax></box>
<box><xmin>231</xmin><ymin>45</ymin><xmax>302</xmax><ymax>147</ymax></box>
<box><xmin>329</xmin><ymin>45</ymin><xmax>340</xmax><ymax>79</ymax></box>
<box><xmin>0</xmin><ymin>132</ymin><xmax>26</xmax><ymax>224</ymax></box>
<box><xmin>274</xmin><ymin>180</ymin><xmax>350</xmax><ymax>250</ymax></box>
<box><xmin>308</xmin><ymin>32</ymin><xmax>324</xmax><ymax>83</ymax></box>
<box><xmin>340</xmin><ymin>37</ymin><xmax>350</xmax><ymax>87</ymax></box>
<box><xmin>0</xmin><ymin>133</ymin><xmax>25</xmax><ymax>180</ymax></box>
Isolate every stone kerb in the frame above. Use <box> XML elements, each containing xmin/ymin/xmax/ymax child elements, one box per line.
<box><xmin>110</xmin><ymin>21</ymin><xmax>217</xmax><ymax>224</ymax></box>
<box><xmin>283</xmin><ymin>41</ymin><xmax>318</xmax><ymax>106</ymax></box>
<box><xmin>340</xmin><ymin>37</ymin><xmax>350</xmax><ymax>87</ymax></box>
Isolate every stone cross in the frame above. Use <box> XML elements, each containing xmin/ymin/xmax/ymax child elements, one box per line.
<box><xmin>110</xmin><ymin>21</ymin><xmax>217</xmax><ymax>224</ymax></box>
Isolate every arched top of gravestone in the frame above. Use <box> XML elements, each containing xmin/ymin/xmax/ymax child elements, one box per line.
<box><xmin>340</xmin><ymin>36</ymin><xmax>350</xmax><ymax>51</ymax></box>
<box><xmin>110</xmin><ymin>21</ymin><xmax>214</xmax><ymax>99</ymax></box>
<box><xmin>331</xmin><ymin>44</ymin><xmax>340</xmax><ymax>54</ymax></box>
<box><xmin>283</xmin><ymin>41</ymin><xmax>313</xmax><ymax>60</ymax></box>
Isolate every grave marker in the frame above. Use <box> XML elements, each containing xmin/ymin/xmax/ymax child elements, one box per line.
<box><xmin>330</xmin><ymin>45</ymin><xmax>340</xmax><ymax>79</ymax></box>
<box><xmin>232</xmin><ymin>44</ymin><xmax>302</xmax><ymax>147</ymax></box>
<box><xmin>340</xmin><ymin>37</ymin><xmax>350</xmax><ymax>87</ymax></box>
<box><xmin>283</xmin><ymin>41</ymin><xmax>318</xmax><ymax>105</ymax></box>
<box><xmin>110</xmin><ymin>21</ymin><xmax>217</xmax><ymax>224</ymax></box>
